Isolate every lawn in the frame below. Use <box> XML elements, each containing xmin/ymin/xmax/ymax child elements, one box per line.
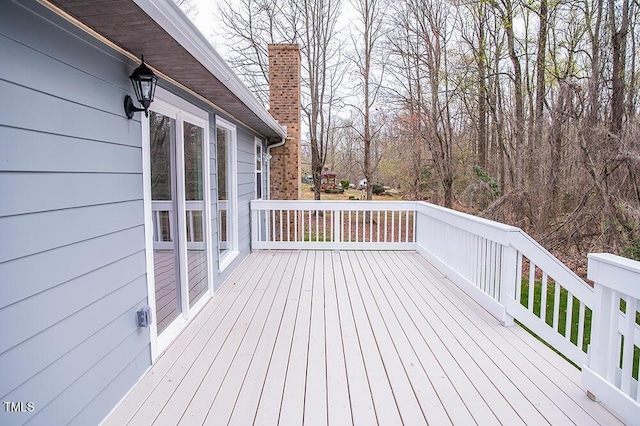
<box><xmin>520</xmin><ymin>278</ymin><xmax>640</xmax><ymax>377</ymax></box>
<box><xmin>300</xmin><ymin>183</ymin><xmax>404</xmax><ymax>201</ymax></box>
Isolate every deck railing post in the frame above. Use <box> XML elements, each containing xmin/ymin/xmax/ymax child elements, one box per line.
<box><xmin>586</xmin><ymin>282</ymin><xmax>616</xmax><ymax>384</ymax></box>
<box><xmin>582</xmin><ymin>253</ymin><xmax>640</xmax><ymax>424</ymax></box>
<box><xmin>333</xmin><ymin>208</ymin><xmax>342</xmax><ymax>245</ymax></box>
<box><xmin>500</xmin><ymin>241</ymin><xmax>518</xmax><ymax>327</ymax></box>
<box><xmin>250</xmin><ymin>201</ymin><xmax>258</xmax><ymax>250</ymax></box>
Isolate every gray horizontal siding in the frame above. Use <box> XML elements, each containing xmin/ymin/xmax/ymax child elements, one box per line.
<box><xmin>70</xmin><ymin>349</ymin><xmax>150</xmax><ymax>426</ymax></box>
<box><xmin>0</xmin><ymin>255</ymin><xmax>146</xmax><ymax>400</ymax></box>
<box><xmin>0</xmin><ymin>251</ymin><xmax>146</xmax><ymax>356</ymax></box>
<box><xmin>0</xmin><ymin>127</ymin><xmax>142</xmax><ymax>173</ymax></box>
<box><xmin>0</xmin><ymin>227</ymin><xmax>145</xmax><ymax>308</ymax></box>
<box><xmin>1</xmin><ymin>276</ymin><xmax>147</xmax><ymax>407</ymax></box>
<box><xmin>0</xmin><ymin>172</ymin><xmax>142</xmax><ymax>217</ymax></box>
<box><xmin>0</xmin><ymin>79</ymin><xmax>139</xmax><ymax>145</ymax></box>
<box><xmin>236</xmin><ymin>127</ymin><xmax>256</xmax><ymax>261</ymax></box>
<box><xmin>0</xmin><ymin>1</ymin><xmax>150</xmax><ymax>425</ymax></box>
<box><xmin>0</xmin><ymin>200</ymin><xmax>144</xmax><ymax>263</ymax></box>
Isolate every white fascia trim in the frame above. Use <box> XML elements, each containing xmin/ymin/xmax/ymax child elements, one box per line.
<box><xmin>132</xmin><ymin>0</ymin><xmax>286</xmax><ymax>140</ymax></box>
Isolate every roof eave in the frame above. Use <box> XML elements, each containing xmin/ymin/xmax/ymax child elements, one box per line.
<box><xmin>132</xmin><ymin>0</ymin><xmax>286</xmax><ymax>140</ymax></box>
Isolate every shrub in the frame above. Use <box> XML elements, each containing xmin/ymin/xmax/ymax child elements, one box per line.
<box><xmin>340</xmin><ymin>180</ymin><xmax>350</xmax><ymax>190</ymax></box>
<box><xmin>623</xmin><ymin>238</ymin><xmax>640</xmax><ymax>261</ymax></box>
<box><xmin>372</xmin><ymin>184</ymin><xmax>385</xmax><ymax>195</ymax></box>
<box><xmin>473</xmin><ymin>166</ymin><xmax>500</xmax><ymax>197</ymax></box>
<box><xmin>325</xmin><ymin>187</ymin><xmax>344</xmax><ymax>194</ymax></box>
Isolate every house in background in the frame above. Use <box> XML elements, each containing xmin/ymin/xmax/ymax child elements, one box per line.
<box><xmin>0</xmin><ymin>0</ymin><xmax>299</xmax><ymax>424</ymax></box>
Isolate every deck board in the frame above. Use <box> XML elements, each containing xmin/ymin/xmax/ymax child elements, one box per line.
<box><xmin>341</xmin><ymin>251</ymin><xmax>404</xmax><ymax>425</ymax></box>
<box><xmin>407</xmin><ymin>253</ymin><xmax>618</xmax><ymax>425</ymax></box>
<box><xmin>105</xmin><ymin>250</ymin><xmax>623</xmax><ymax>425</ymax></box>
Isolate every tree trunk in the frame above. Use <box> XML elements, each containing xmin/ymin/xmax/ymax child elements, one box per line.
<box><xmin>477</xmin><ymin>6</ymin><xmax>488</xmax><ymax>170</ymax></box>
<box><xmin>501</xmin><ymin>0</ymin><xmax>525</xmax><ymax>190</ymax></box>
<box><xmin>610</xmin><ymin>0</ymin><xmax>629</xmax><ymax>137</ymax></box>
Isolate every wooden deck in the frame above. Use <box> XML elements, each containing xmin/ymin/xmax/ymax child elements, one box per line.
<box><xmin>105</xmin><ymin>250</ymin><xmax>622</xmax><ymax>425</ymax></box>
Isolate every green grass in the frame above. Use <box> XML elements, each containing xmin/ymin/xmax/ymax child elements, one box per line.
<box><xmin>517</xmin><ymin>278</ymin><xmax>591</xmax><ymax>369</ymax></box>
<box><xmin>518</xmin><ymin>278</ymin><xmax>592</xmax><ymax>353</ymax></box>
<box><xmin>519</xmin><ymin>279</ymin><xmax>640</xmax><ymax>378</ymax></box>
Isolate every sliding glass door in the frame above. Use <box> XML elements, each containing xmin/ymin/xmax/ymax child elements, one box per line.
<box><xmin>183</xmin><ymin>121</ymin><xmax>208</xmax><ymax>309</ymax></box>
<box><xmin>150</xmin><ymin>111</ymin><xmax>179</xmax><ymax>335</ymax></box>
<box><xmin>147</xmin><ymin>96</ymin><xmax>211</xmax><ymax>353</ymax></box>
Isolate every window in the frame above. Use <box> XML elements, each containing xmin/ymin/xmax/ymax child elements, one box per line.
<box><xmin>216</xmin><ymin>117</ymin><xmax>238</xmax><ymax>270</ymax></box>
<box><xmin>255</xmin><ymin>138</ymin><xmax>263</xmax><ymax>199</ymax></box>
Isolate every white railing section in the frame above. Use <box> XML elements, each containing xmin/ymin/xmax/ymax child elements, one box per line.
<box><xmin>508</xmin><ymin>231</ymin><xmax>594</xmax><ymax>367</ymax></box>
<box><xmin>152</xmin><ymin>200</ymin><xmax>205</xmax><ymax>249</ymax></box>
<box><xmin>251</xmin><ymin>200</ymin><xmax>415</xmax><ymax>250</ymax></box>
<box><xmin>250</xmin><ymin>199</ymin><xmax>639</xmax><ymax>419</ymax></box>
<box><xmin>251</xmin><ymin>200</ymin><xmax>592</xmax><ymax>364</ymax></box>
<box><xmin>583</xmin><ymin>253</ymin><xmax>640</xmax><ymax>424</ymax></box>
<box><xmin>414</xmin><ymin>202</ymin><xmax>521</xmax><ymax>325</ymax></box>
<box><xmin>413</xmin><ymin>202</ymin><xmax>593</xmax><ymax>366</ymax></box>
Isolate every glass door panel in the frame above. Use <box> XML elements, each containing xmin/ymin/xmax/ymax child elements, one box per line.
<box><xmin>150</xmin><ymin>111</ymin><xmax>180</xmax><ymax>335</ymax></box>
<box><xmin>217</xmin><ymin>127</ymin><xmax>229</xmax><ymax>256</ymax></box>
<box><xmin>184</xmin><ymin>121</ymin><xmax>208</xmax><ymax>309</ymax></box>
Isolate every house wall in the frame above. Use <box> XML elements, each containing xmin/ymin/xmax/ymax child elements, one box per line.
<box><xmin>0</xmin><ymin>1</ymin><xmax>150</xmax><ymax>425</ymax></box>
<box><xmin>0</xmin><ymin>0</ymin><xmax>266</xmax><ymax>424</ymax></box>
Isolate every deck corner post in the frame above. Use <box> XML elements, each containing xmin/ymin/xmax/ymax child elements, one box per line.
<box><xmin>500</xmin><ymin>243</ymin><xmax>518</xmax><ymax>327</ymax></box>
<box><xmin>584</xmin><ymin>263</ymin><xmax>616</xmax><ymax>382</ymax></box>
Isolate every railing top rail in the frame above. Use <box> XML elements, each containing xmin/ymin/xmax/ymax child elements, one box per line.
<box><xmin>588</xmin><ymin>253</ymin><xmax>640</xmax><ymax>298</ymax></box>
<box><xmin>413</xmin><ymin>201</ymin><xmax>519</xmax><ymax>246</ymax></box>
<box><xmin>589</xmin><ymin>253</ymin><xmax>640</xmax><ymax>275</ymax></box>
<box><xmin>251</xmin><ymin>199</ymin><xmax>418</xmax><ymax>210</ymax></box>
<box><xmin>513</xmin><ymin>231</ymin><xmax>593</xmax><ymax>303</ymax></box>
<box><xmin>415</xmin><ymin>201</ymin><xmax>520</xmax><ymax>232</ymax></box>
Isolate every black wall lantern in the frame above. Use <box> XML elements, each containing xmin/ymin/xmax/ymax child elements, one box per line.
<box><xmin>124</xmin><ymin>55</ymin><xmax>158</xmax><ymax>119</ymax></box>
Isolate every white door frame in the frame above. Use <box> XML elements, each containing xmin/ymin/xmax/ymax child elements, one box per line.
<box><xmin>216</xmin><ymin>116</ymin><xmax>239</xmax><ymax>271</ymax></box>
<box><xmin>142</xmin><ymin>87</ymin><xmax>212</xmax><ymax>361</ymax></box>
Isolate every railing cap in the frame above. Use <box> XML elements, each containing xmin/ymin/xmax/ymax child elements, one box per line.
<box><xmin>588</xmin><ymin>253</ymin><xmax>640</xmax><ymax>297</ymax></box>
<box><xmin>588</xmin><ymin>253</ymin><xmax>640</xmax><ymax>273</ymax></box>
<box><xmin>415</xmin><ymin>201</ymin><xmax>521</xmax><ymax>232</ymax></box>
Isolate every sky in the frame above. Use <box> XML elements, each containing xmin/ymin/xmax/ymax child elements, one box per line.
<box><xmin>191</xmin><ymin>1</ymin><xmax>216</xmax><ymax>38</ymax></box>
<box><xmin>185</xmin><ymin>0</ymin><xmax>359</xmax><ymax>57</ymax></box>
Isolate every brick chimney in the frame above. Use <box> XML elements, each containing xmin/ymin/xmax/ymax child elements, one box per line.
<box><xmin>268</xmin><ymin>44</ymin><xmax>301</xmax><ymax>200</ymax></box>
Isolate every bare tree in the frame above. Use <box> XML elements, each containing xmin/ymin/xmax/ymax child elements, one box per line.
<box><xmin>209</xmin><ymin>0</ymin><xmax>640</xmax><ymax>264</ymax></box>
<box><xmin>491</xmin><ymin>0</ymin><xmax>526</xmax><ymax>191</ymax></box>
<box><xmin>349</xmin><ymin>0</ymin><xmax>386</xmax><ymax>200</ymax></box>
<box><xmin>218</xmin><ymin>0</ymin><xmax>344</xmax><ymax>200</ymax></box>
<box><xmin>299</xmin><ymin>0</ymin><xmax>345</xmax><ymax>199</ymax></box>
<box><xmin>609</xmin><ymin>0</ymin><xmax>631</xmax><ymax>136</ymax></box>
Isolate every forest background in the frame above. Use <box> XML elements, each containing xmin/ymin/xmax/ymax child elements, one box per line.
<box><xmin>177</xmin><ymin>0</ymin><xmax>640</xmax><ymax>277</ymax></box>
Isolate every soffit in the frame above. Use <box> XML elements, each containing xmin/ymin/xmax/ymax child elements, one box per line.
<box><xmin>48</xmin><ymin>0</ymin><xmax>283</xmax><ymax>140</ymax></box>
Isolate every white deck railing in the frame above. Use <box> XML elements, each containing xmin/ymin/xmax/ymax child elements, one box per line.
<box><xmin>250</xmin><ymin>200</ymin><xmax>415</xmax><ymax>250</ymax></box>
<box><xmin>583</xmin><ymin>253</ymin><xmax>640</xmax><ymax>423</ymax></box>
<box><xmin>250</xmin><ymin>199</ymin><xmax>638</xmax><ymax>421</ymax></box>
<box><xmin>412</xmin><ymin>202</ymin><xmax>594</xmax><ymax>367</ymax></box>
